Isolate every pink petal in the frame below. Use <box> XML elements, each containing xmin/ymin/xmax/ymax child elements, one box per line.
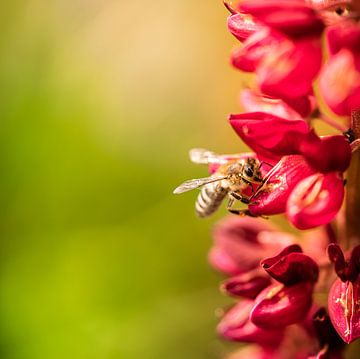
<box><xmin>249</xmin><ymin>155</ymin><xmax>316</xmax><ymax>216</ymax></box>
<box><xmin>208</xmin><ymin>246</ymin><xmax>241</xmax><ymax>276</ymax></box>
<box><xmin>231</xmin><ymin>28</ymin><xmax>282</xmax><ymax>72</ymax></box>
<box><xmin>250</xmin><ymin>282</ymin><xmax>314</xmax><ymax>329</ymax></box>
<box><xmin>319</xmin><ymin>49</ymin><xmax>360</xmax><ymax>116</ymax></box>
<box><xmin>239</xmin><ymin>0</ymin><xmax>324</xmax><ymax>38</ymax></box>
<box><xmin>239</xmin><ymin>89</ymin><xmax>312</xmax><ymax>119</ymax></box>
<box><xmin>287</xmin><ymin>172</ymin><xmax>345</xmax><ymax>230</ymax></box>
<box><xmin>258</xmin><ymin>36</ymin><xmax>322</xmax><ymax>99</ymax></box>
<box><xmin>210</xmin><ymin>216</ymin><xmax>278</xmax><ymax>274</ymax></box>
<box><xmin>227</xmin><ymin>13</ymin><xmax>261</xmax><ymax>42</ymax></box>
<box><xmin>328</xmin><ymin>278</ymin><xmax>360</xmax><ymax>343</ymax></box>
<box><xmin>229</xmin><ymin>112</ymin><xmax>310</xmax><ymax>163</ymax></box>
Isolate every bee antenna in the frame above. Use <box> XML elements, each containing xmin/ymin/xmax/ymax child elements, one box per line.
<box><xmin>223</xmin><ymin>0</ymin><xmax>238</xmax><ymax>15</ymax></box>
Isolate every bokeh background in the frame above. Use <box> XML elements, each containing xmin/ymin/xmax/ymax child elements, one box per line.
<box><xmin>0</xmin><ymin>1</ymin><xmax>252</xmax><ymax>358</ymax></box>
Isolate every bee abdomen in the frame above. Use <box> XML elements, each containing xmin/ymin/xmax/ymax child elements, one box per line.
<box><xmin>195</xmin><ymin>182</ymin><xmax>227</xmax><ymax>218</ymax></box>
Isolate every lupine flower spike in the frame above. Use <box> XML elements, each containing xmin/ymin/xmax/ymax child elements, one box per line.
<box><xmin>174</xmin><ymin>0</ymin><xmax>360</xmax><ymax>357</ymax></box>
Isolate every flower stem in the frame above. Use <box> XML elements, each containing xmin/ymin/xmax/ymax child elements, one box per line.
<box><xmin>345</xmin><ymin>111</ymin><xmax>360</xmax><ymax>248</ymax></box>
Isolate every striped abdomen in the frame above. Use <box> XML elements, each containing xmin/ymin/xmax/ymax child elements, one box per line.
<box><xmin>195</xmin><ymin>181</ymin><xmax>228</xmax><ymax>218</ymax></box>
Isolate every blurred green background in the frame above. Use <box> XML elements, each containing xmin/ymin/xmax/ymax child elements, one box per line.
<box><xmin>0</xmin><ymin>1</ymin><xmax>250</xmax><ymax>358</ymax></box>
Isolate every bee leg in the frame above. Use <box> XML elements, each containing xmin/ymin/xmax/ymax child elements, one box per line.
<box><xmin>229</xmin><ymin>191</ymin><xmax>251</xmax><ymax>204</ymax></box>
<box><xmin>228</xmin><ymin>208</ymin><xmax>259</xmax><ymax>217</ymax></box>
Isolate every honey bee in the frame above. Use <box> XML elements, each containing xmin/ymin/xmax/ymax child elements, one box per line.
<box><xmin>173</xmin><ymin>148</ymin><xmax>266</xmax><ymax>218</ymax></box>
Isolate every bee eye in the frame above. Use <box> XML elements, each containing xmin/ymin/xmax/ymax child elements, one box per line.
<box><xmin>244</xmin><ymin>165</ymin><xmax>254</xmax><ymax>177</ymax></box>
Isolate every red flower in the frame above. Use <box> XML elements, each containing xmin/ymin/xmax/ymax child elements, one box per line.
<box><xmin>250</xmin><ymin>245</ymin><xmax>319</xmax><ymax>329</ymax></box>
<box><xmin>230</xmin><ymin>0</ymin><xmax>324</xmax><ymax>101</ymax></box>
<box><xmin>229</xmin><ymin>112</ymin><xmax>351</xmax><ymax>229</ymax></box>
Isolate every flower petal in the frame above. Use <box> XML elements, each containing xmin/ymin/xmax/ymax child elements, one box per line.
<box><xmin>227</xmin><ymin>13</ymin><xmax>261</xmax><ymax>42</ymax></box>
<box><xmin>328</xmin><ymin>278</ymin><xmax>360</xmax><ymax>343</ymax></box>
<box><xmin>261</xmin><ymin>246</ymin><xmax>319</xmax><ymax>285</ymax></box>
<box><xmin>299</xmin><ymin>134</ymin><xmax>352</xmax><ymax>173</ymax></box>
<box><xmin>229</xmin><ymin>112</ymin><xmax>310</xmax><ymax>163</ymax></box>
<box><xmin>217</xmin><ymin>299</ymin><xmax>284</xmax><ymax>344</ymax></box>
<box><xmin>210</xmin><ymin>216</ymin><xmax>280</xmax><ymax>274</ymax></box>
<box><xmin>239</xmin><ymin>0</ymin><xmax>324</xmax><ymax>38</ymax></box>
<box><xmin>249</xmin><ymin>155</ymin><xmax>316</xmax><ymax>216</ymax></box>
<box><xmin>319</xmin><ymin>49</ymin><xmax>360</xmax><ymax>116</ymax></box>
<box><xmin>231</xmin><ymin>28</ymin><xmax>282</xmax><ymax>72</ymax></box>
<box><xmin>258</xmin><ymin>36</ymin><xmax>322</xmax><ymax>99</ymax></box>
<box><xmin>250</xmin><ymin>282</ymin><xmax>314</xmax><ymax>329</ymax></box>
<box><xmin>222</xmin><ymin>270</ymin><xmax>271</xmax><ymax>298</ymax></box>
<box><xmin>287</xmin><ymin>172</ymin><xmax>345</xmax><ymax>230</ymax></box>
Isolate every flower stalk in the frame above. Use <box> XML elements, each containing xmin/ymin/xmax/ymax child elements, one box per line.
<box><xmin>346</xmin><ymin>111</ymin><xmax>360</xmax><ymax>247</ymax></box>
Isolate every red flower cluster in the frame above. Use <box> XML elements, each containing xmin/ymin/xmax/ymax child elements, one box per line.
<box><xmin>174</xmin><ymin>0</ymin><xmax>360</xmax><ymax>356</ymax></box>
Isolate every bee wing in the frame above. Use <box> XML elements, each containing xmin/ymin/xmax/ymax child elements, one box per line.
<box><xmin>173</xmin><ymin>176</ymin><xmax>226</xmax><ymax>194</ymax></box>
<box><xmin>189</xmin><ymin>148</ymin><xmax>243</xmax><ymax>165</ymax></box>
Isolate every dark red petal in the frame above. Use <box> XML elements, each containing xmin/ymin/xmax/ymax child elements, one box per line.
<box><xmin>261</xmin><ymin>244</ymin><xmax>302</xmax><ymax>268</ymax></box>
<box><xmin>287</xmin><ymin>172</ymin><xmax>345</xmax><ymax>230</ymax></box>
<box><xmin>300</xmin><ymin>134</ymin><xmax>352</xmax><ymax>173</ymax></box>
<box><xmin>229</xmin><ymin>112</ymin><xmax>310</xmax><ymax>163</ymax></box>
<box><xmin>250</xmin><ymin>282</ymin><xmax>314</xmax><ymax>329</ymax></box>
<box><xmin>239</xmin><ymin>0</ymin><xmax>324</xmax><ymax>38</ymax></box>
<box><xmin>217</xmin><ymin>299</ymin><xmax>284</xmax><ymax>344</ymax></box>
<box><xmin>348</xmin><ymin>245</ymin><xmax>360</xmax><ymax>282</ymax></box>
<box><xmin>249</xmin><ymin>155</ymin><xmax>316</xmax><ymax>216</ymax></box>
<box><xmin>312</xmin><ymin>307</ymin><xmax>345</xmax><ymax>354</ymax></box>
<box><xmin>222</xmin><ymin>271</ymin><xmax>272</xmax><ymax>298</ymax></box>
<box><xmin>328</xmin><ymin>244</ymin><xmax>347</xmax><ymax>282</ymax></box>
<box><xmin>328</xmin><ymin>278</ymin><xmax>360</xmax><ymax>343</ymax></box>
<box><xmin>262</xmin><ymin>251</ymin><xmax>319</xmax><ymax>285</ymax></box>
<box><xmin>227</xmin><ymin>13</ymin><xmax>261</xmax><ymax>42</ymax></box>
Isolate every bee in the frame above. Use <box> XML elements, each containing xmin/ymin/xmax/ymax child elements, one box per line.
<box><xmin>173</xmin><ymin>148</ymin><xmax>267</xmax><ymax>218</ymax></box>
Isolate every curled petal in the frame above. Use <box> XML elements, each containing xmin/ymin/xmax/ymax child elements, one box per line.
<box><xmin>250</xmin><ymin>282</ymin><xmax>314</xmax><ymax>329</ymax></box>
<box><xmin>217</xmin><ymin>299</ymin><xmax>284</xmax><ymax>345</ymax></box>
<box><xmin>287</xmin><ymin>172</ymin><xmax>345</xmax><ymax>230</ymax></box>
<box><xmin>239</xmin><ymin>0</ymin><xmax>324</xmax><ymax>38</ymax></box>
<box><xmin>227</xmin><ymin>13</ymin><xmax>261</xmax><ymax>42</ymax></box>
<box><xmin>328</xmin><ymin>278</ymin><xmax>360</xmax><ymax>343</ymax></box>
<box><xmin>249</xmin><ymin>155</ymin><xmax>316</xmax><ymax>216</ymax></box>
<box><xmin>222</xmin><ymin>270</ymin><xmax>271</xmax><ymax>298</ymax></box>
<box><xmin>229</xmin><ymin>112</ymin><xmax>310</xmax><ymax>163</ymax></box>
<box><xmin>262</xmin><ymin>248</ymin><xmax>319</xmax><ymax>285</ymax></box>
<box><xmin>328</xmin><ymin>244</ymin><xmax>347</xmax><ymax>282</ymax></box>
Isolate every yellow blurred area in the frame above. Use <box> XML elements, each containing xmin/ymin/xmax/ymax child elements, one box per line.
<box><xmin>0</xmin><ymin>1</ymin><xmax>250</xmax><ymax>358</ymax></box>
